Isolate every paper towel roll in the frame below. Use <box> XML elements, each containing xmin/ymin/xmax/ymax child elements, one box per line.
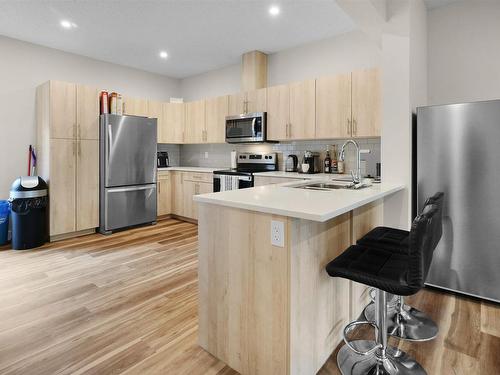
<box><xmin>230</xmin><ymin>150</ymin><xmax>237</xmax><ymax>169</ymax></box>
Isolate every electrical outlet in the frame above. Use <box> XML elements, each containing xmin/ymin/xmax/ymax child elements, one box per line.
<box><xmin>271</xmin><ymin>220</ymin><xmax>285</xmax><ymax>247</ymax></box>
<box><xmin>204</xmin><ymin>151</ymin><xmax>209</xmax><ymax>159</ymax></box>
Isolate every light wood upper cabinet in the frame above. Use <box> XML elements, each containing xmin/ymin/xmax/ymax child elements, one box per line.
<box><xmin>37</xmin><ymin>80</ymin><xmax>101</xmax><ymax>239</ymax></box>
<box><xmin>171</xmin><ymin>172</ymin><xmax>184</xmax><ymax>216</ymax></box>
<box><xmin>49</xmin><ymin>139</ymin><xmax>77</xmax><ymax>235</ymax></box>
<box><xmin>123</xmin><ymin>96</ymin><xmax>149</xmax><ymax>117</ymax></box>
<box><xmin>205</xmin><ymin>95</ymin><xmax>228</xmax><ymax>143</ymax></box>
<box><xmin>148</xmin><ymin>100</ymin><xmax>164</xmax><ymax>142</ymax></box>
<box><xmin>351</xmin><ymin>68</ymin><xmax>381</xmax><ymax>137</ymax></box>
<box><xmin>76</xmin><ymin>139</ymin><xmax>99</xmax><ymax>231</ymax></box>
<box><xmin>163</xmin><ymin>102</ymin><xmax>185</xmax><ymax>143</ymax></box>
<box><xmin>289</xmin><ymin>79</ymin><xmax>316</xmax><ymax>140</ymax></box>
<box><xmin>228</xmin><ymin>88</ymin><xmax>266</xmax><ymax>116</ymax></box>
<box><xmin>316</xmin><ymin>73</ymin><xmax>352</xmax><ymax>139</ymax></box>
<box><xmin>76</xmin><ymin>85</ymin><xmax>99</xmax><ymax>140</ymax></box>
<box><xmin>185</xmin><ymin>100</ymin><xmax>206</xmax><ymax>143</ymax></box>
<box><xmin>246</xmin><ymin>88</ymin><xmax>267</xmax><ymax>113</ymax></box>
<box><xmin>266</xmin><ymin>84</ymin><xmax>289</xmax><ymax>140</ymax></box>
<box><xmin>50</xmin><ymin>81</ymin><xmax>77</xmax><ymax>139</ymax></box>
<box><xmin>228</xmin><ymin>92</ymin><xmax>246</xmax><ymax>115</ymax></box>
<box><xmin>157</xmin><ymin>173</ymin><xmax>172</xmax><ymax>216</ymax></box>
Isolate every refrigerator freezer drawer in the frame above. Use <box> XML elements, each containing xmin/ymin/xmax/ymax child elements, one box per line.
<box><xmin>101</xmin><ymin>184</ymin><xmax>157</xmax><ymax>233</ymax></box>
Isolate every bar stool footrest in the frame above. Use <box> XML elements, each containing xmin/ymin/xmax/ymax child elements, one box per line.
<box><xmin>337</xmin><ymin>340</ymin><xmax>427</xmax><ymax>375</ymax></box>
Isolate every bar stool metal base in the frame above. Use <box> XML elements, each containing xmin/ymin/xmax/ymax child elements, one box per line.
<box><xmin>364</xmin><ymin>303</ymin><xmax>438</xmax><ymax>342</ymax></box>
<box><xmin>337</xmin><ymin>340</ymin><xmax>427</xmax><ymax>375</ymax></box>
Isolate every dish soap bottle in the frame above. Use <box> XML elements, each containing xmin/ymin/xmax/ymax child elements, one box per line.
<box><xmin>324</xmin><ymin>148</ymin><xmax>331</xmax><ymax>173</ymax></box>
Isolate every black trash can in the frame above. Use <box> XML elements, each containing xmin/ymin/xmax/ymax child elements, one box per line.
<box><xmin>9</xmin><ymin>176</ymin><xmax>48</xmax><ymax>250</ymax></box>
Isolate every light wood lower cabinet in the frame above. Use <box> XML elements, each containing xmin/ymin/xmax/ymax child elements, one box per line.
<box><xmin>183</xmin><ymin>178</ymin><xmax>212</xmax><ymax>220</ymax></box>
<box><xmin>37</xmin><ymin>81</ymin><xmax>100</xmax><ymax>239</ymax></box>
<box><xmin>157</xmin><ymin>173</ymin><xmax>172</xmax><ymax>216</ymax></box>
<box><xmin>169</xmin><ymin>171</ymin><xmax>213</xmax><ymax>220</ymax></box>
<box><xmin>76</xmin><ymin>140</ymin><xmax>99</xmax><ymax>231</ymax></box>
<box><xmin>171</xmin><ymin>172</ymin><xmax>184</xmax><ymax>216</ymax></box>
<box><xmin>49</xmin><ymin>139</ymin><xmax>77</xmax><ymax>236</ymax></box>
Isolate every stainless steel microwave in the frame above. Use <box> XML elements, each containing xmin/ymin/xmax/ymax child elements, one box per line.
<box><xmin>225</xmin><ymin>112</ymin><xmax>266</xmax><ymax>143</ymax></box>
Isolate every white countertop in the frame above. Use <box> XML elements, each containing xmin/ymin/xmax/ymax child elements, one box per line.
<box><xmin>158</xmin><ymin>166</ymin><xmax>222</xmax><ymax>173</ymax></box>
<box><xmin>194</xmin><ymin>180</ymin><xmax>405</xmax><ymax>222</ymax></box>
<box><xmin>253</xmin><ymin>171</ymin><xmax>353</xmax><ymax>180</ymax></box>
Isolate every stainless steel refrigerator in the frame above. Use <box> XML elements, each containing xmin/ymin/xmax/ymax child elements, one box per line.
<box><xmin>417</xmin><ymin>100</ymin><xmax>500</xmax><ymax>303</ymax></box>
<box><xmin>99</xmin><ymin>114</ymin><xmax>157</xmax><ymax>234</ymax></box>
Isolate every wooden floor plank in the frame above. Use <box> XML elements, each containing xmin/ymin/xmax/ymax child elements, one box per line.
<box><xmin>0</xmin><ymin>218</ymin><xmax>498</xmax><ymax>374</ymax></box>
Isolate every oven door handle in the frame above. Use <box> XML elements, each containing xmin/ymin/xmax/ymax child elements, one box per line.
<box><xmin>213</xmin><ymin>174</ymin><xmax>252</xmax><ymax>181</ymax></box>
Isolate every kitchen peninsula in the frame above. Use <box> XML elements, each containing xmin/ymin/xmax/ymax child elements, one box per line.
<box><xmin>195</xmin><ymin>180</ymin><xmax>404</xmax><ymax>375</ymax></box>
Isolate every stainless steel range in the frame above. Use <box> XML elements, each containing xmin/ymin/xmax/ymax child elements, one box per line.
<box><xmin>213</xmin><ymin>152</ymin><xmax>277</xmax><ymax>192</ymax></box>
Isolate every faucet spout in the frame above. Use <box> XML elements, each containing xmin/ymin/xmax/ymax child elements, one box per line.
<box><xmin>340</xmin><ymin>139</ymin><xmax>362</xmax><ymax>184</ymax></box>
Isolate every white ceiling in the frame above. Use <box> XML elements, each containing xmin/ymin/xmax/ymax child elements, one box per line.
<box><xmin>424</xmin><ymin>0</ymin><xmax>460</xmax><ymax>10</ymax></box>
<box><xmin>0</xmin><ymin>0</ymin><xmax>355</xmax><ymax>79</ymax></box>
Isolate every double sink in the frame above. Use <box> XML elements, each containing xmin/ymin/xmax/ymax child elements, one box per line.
<box><xmin>291</xmin><ymin>180</ymin><xmax>372</xmax><ymax>191</ymax></box>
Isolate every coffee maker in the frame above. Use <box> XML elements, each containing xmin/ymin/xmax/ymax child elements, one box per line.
<box><xmin>301</xmin><ymin>151</ymin><xmax>321</xmax><ymax>174</ymax></box>
<box><xmin>157</xmin><ymin>151</ymin><xmax>169</xmax><ymax>168</ymax></box>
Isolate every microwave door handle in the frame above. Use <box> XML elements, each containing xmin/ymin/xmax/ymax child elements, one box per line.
<box><xmin>252</xmin><ymin>118</ymin><xmax>256</xmax><ymax>136</ymax></box>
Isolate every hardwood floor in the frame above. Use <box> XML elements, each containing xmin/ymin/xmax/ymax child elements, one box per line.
<box><xmin>0</xmin><ymin>218</ymin><xmax>498</xmax><ymax>374</ymax></box>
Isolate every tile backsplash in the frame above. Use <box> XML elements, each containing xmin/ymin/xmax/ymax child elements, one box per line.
<box><xmin>179</xmin><ymin>138</ymin><xmax>380</xmax><ymax>177</ymax></box>
<box><xmin>157</xmin><ymin>144</ymin><xmax>180</xmax><ymax>166</ymax></box>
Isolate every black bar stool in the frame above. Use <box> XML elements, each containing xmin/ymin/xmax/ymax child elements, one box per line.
<box><xmin>357</xmin><ymin>192</ymin><xmax>443</xmax><ymax>342</ymax></box>
<box><xmin>326</xmin><ymin>199</ymin><xmax>442</xmax><ymax>375</ymax></box>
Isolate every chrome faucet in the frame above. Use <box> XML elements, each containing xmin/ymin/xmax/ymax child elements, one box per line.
<box><xmin>340</xmin><ymin>140</ymin><xmax>370</xmax><ymax>184</ymax></box>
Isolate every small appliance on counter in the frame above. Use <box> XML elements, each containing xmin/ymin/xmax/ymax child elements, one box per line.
<box><xmin>213</xmin><ymin>152</ymin><xmax>277</xmax><ymax>192</ymax></box>
<box><xmin>300</xmin><ymin>151</ymin><xmax>321</xmax><ymax>174</ymax></box>
<box><xmin>157</xmin><ymin>151</ymin><xmax>169</xmax><ymax>168</ymax></box>
<box><xmin>285</xmin><ymin>154</ymin><xmax>299</xmax><ymax>172</ymax></box>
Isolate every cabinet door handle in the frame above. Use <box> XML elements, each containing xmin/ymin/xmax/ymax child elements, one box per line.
<box><xmin>353</xmin><ymin>119</ymin><xmax>357</xmax><ymax>136</ymax></box>
<box><xmin>289</xmin><ymin>123</ymin><xmax>292</xmax><ymax>138</ymax></box>
<box><xmin>78</xmin><ymin>141</ymin><xmax>81</xmax><ymax>157</ymax></box>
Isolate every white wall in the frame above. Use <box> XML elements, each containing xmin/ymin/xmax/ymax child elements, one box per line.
<box><xmin>380</xmin><ymin>0</ymin><xmax>427</xmax><ymax>229</ymax></box>
<box><xmin>428</xmin><ymin>1</ymin><xmax>500</xmax><ymax>104</ymax></box>
<box><xmin>180</xmin><ymin>30</ymin><xmax>381</xmax><ymax>100</ymax></box>
<box><xmin>0</xmin><ymin>36</ymin><xmax>180</xmax><ymax>199</ymax></box>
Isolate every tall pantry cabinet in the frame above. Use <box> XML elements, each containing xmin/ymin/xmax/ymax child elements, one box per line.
<box><xmin>36</xmin><ymin>80</ymin><xmax>100</xmax><ymax>239</ymax></box>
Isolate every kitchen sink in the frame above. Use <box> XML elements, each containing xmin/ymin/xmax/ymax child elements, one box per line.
<box><xmin>292</xmin><ymin>181</ymin><xmax>371</xmax><ymax>191</ymax></box>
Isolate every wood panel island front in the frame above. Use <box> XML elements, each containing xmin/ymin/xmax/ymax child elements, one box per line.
<box><xmin>194</xmin><ymin>180</ymin><xmax>404</xmax><ymax>375</ymax></box>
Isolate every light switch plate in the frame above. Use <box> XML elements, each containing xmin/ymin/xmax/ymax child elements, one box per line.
<box><xmin>204</xmin><ymin>152</ymin><xmax>209</xmax><ymax>159</ymax></box>
<box><xmin>271</xmin><ymin>220</ymin><xmax>285</xmax><ymax>247</ymax></box>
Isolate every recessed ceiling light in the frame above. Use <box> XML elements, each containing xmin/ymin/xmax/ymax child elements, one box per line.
<box><xmin>269</xmin><ymin>5</ymin><xmax>280</xmax><ymax>16</ymax></box>
<box><xmin>60</xmin><ymin>20</ymin><xmax>77</xmax><ymax>29</ymax></box>
<box><xmin>159</xmin><ymin>51</ymin><xmax>168</xmax><ymax>59</ymax></box>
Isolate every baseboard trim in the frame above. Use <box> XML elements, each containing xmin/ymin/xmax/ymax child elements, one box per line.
<box><xmin>50</xmin><ymin>228</ymin><xmax>95</xmax><ymax>242</ymax></box>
